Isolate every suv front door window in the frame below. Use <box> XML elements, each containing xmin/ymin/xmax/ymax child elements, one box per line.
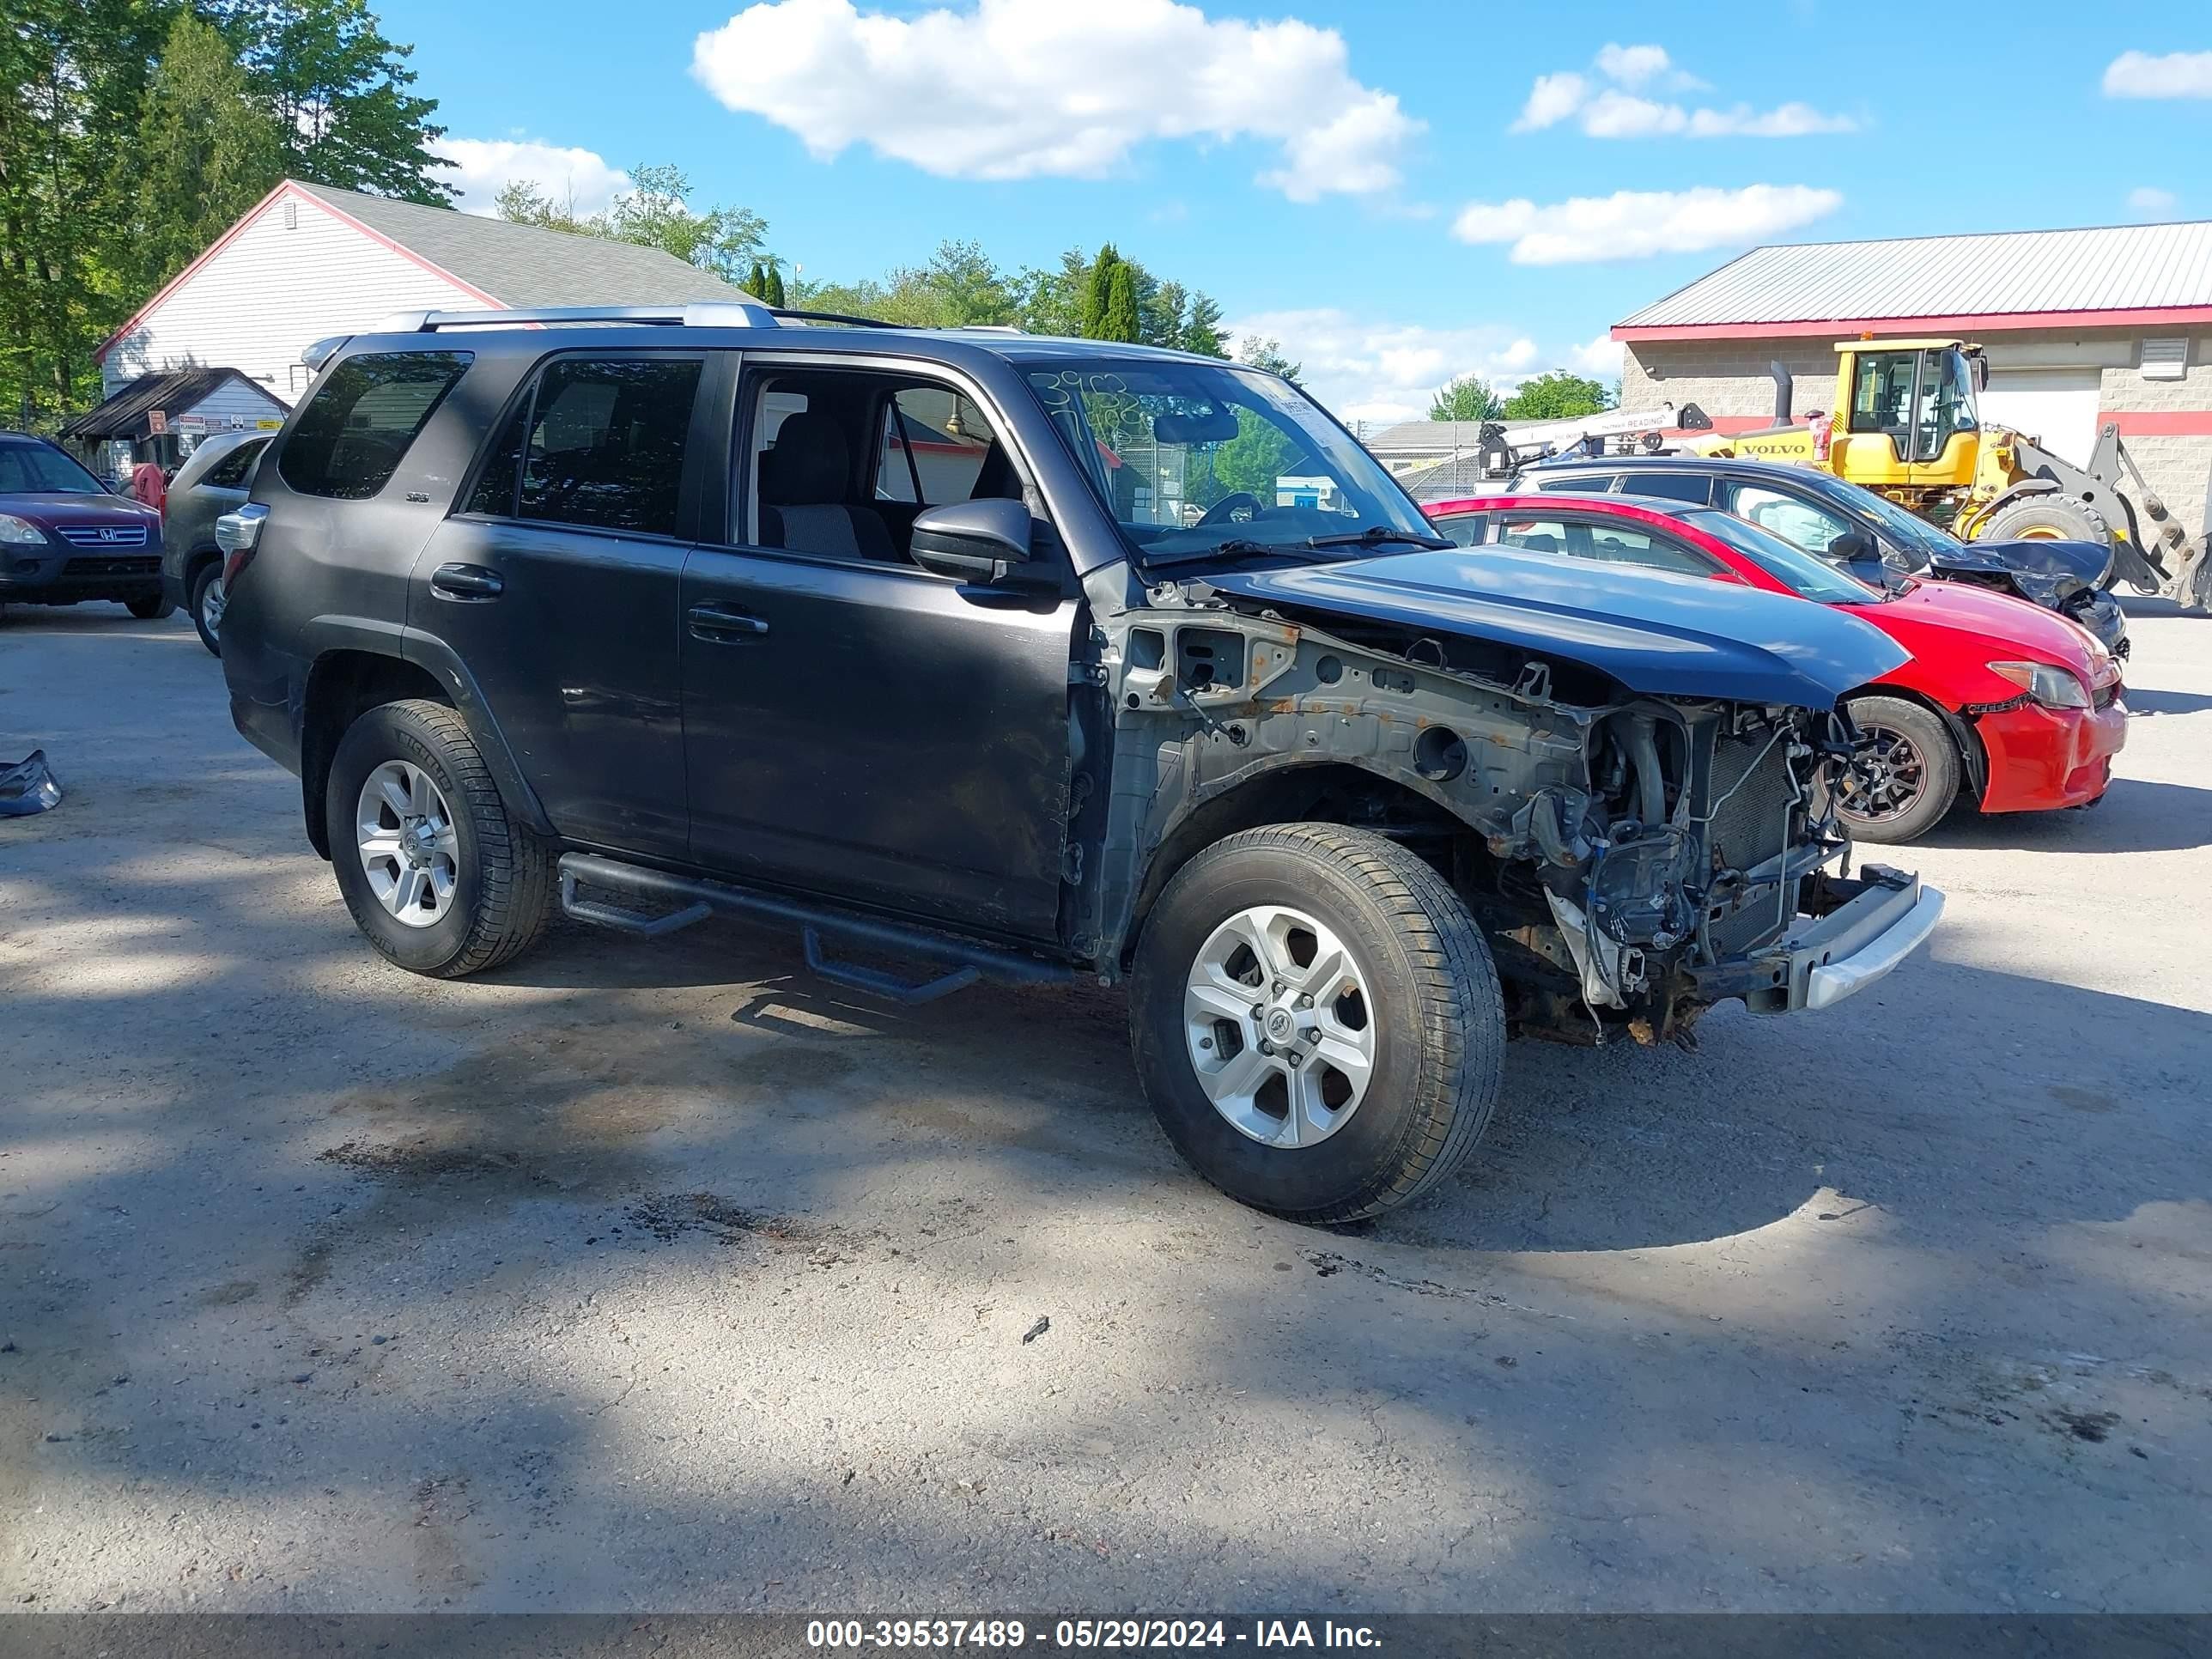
<box><xmin>430</xmin><ymin>350</ymin><xmax>707</xmax><ymax>857</ymax></box>
<box><xmin>680</xmin><ymin>360</ymin><xmax>1075</xmax><ymax>939</ymax></box>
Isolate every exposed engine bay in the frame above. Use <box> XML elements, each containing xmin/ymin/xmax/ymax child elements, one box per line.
<box><xmin>1081</xmin><ymin>581</ymin><xmax>1876</xmax><ymax>1046</ymax></box>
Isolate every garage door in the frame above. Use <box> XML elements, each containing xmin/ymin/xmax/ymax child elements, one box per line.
<box><xmin>1979</xmin><ymin>368</ymin><xmax>2102</xmax><ymax>465</ymax></box>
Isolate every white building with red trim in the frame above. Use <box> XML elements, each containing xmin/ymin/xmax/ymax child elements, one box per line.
<box><xmin>95</xmin><ymin>179</ymin><xmax>746</xmax><ymax>404</ymax></box>
<box><xmin>1614</xmin><ymin>221</ymin><xmax>2212</xmax><ymax>543</ymax></box>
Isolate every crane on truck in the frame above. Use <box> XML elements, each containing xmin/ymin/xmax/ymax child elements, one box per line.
<box><xmin>1686</xmin><ymin>338</ymin><xmax>2211</xmax><ymax>609</ymax></box>
<box><xmin>1468</xmin><ymin>400</ymin><xmax>1713</xmax><ymax>484</ymax></box>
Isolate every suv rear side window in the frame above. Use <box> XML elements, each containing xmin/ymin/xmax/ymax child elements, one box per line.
<box><xmin>280</xmin><ymin>351</ymin><xmax>471</xmax><ymax>500</ymax></box>
<box><xmin>1534</xmin><ymin>472</ymin><xmax>1618</xmax><ymax>494</ymax></box>
<box><xmin>1619</xmin><ymin>472</ymin><xmax>1713</xmax><ymax>505</ymax></box>
<box><xmin>204</xmin><ymin>437</ymin><xmax>268</xmax><ymax>489</ymax></box>
<box><xmin>464</xmin><ymin>355</ymin><xmax>702</xmax><ymax>537</ymax></box>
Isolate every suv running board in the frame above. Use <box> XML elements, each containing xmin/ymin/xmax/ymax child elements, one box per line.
<box><xmin>556</xmin><ymin>852</ymin><xmax>1075</xmax><ymax>1005</ymax></box>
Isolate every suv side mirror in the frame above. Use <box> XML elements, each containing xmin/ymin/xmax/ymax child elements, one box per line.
<box><xmin>909</xmin><ymin>497</ymin><xmax>1039</xmax><ymax>585</ymax></box>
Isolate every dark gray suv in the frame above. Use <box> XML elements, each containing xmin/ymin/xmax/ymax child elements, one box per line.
<box><xmin>218</xmin><ymin>302</ymin><xmax>1941</xmax><ymax>1222</ymax></box>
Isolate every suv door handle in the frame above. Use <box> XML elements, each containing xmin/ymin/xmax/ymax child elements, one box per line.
<box><xmin>689</xmin><ymin>600</ymin><xmax>769</xmax><ymax>641</ymax></box>
<box><xmin>430</xmin><ymin>562</ymin><xmax>504</xmax><ymax>601</ymax></box>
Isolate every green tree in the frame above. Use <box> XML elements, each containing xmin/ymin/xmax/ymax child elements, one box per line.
<box><xmin>495</xmin><ymin>163</ymin><xmax>770</xmax><ymax>285</ymax></box>
<box><xmin>763</xmin><ymin>262</ymin><xmax>786</xmax><ymax>308</ymax></box>
<box><xmin>1101</xmin><ymin>260</ymin><xmax>1141</xmax><ymax>343</ymax></box>
<box><xmin>1210</xmin><ymin>411</ymin><xmax>1297</xmax><ymax>501</ymax></box>
<box><xmin>1235</xmin><ymin>336</ymin><xmax>1302</xmax><ymax>384</ymax></box>
<box><xmin>1178</xmin><ymin>292</ymin><xmax>1228</xmax><ymax>358</ymax></box>
<box><xmin>601</xmin><ymin>164</ymin><xmax>766</xmax><ymax>282</ymax></box>
<box><xmin>211</xmin><ymin>0</ymin><xmax>451</xmax><ymax>204</ymax></box>
<box><xmin>1009</xmin><ymin>246</ymin><xmax>1090</xmax><ymax>337</ymax></box>
<box><xmin>490</xmin><ymin>178</ymin><xmax>586</xmax><ymax>233</ymax></box>
<box><xmin>1080</xmin><ymin>243</ymin><xmax>1121</xmax><ymax>337</ymax></box>
<box><xmin>0</xmin><ymin>0</ymin><xmax>171</xmax><ymax>426</ymax></box>
<box><xmin>123</xmin><ymin>12</ymin><xmax>284</xmax><ymax>294</ymax></box>
<box><xmin>1428</xmin><ymin>374</ymin><xmax>1505</xmax><ymax>422</ymax></box>
<box><xmin>1500</xmin><ymin>371</ymin><xmax>1613</xmax><ymax>421</ymax></box>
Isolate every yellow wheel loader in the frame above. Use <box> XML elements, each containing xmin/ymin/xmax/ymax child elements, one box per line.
<box><xmin>1690</xmin><ymin>339</ymin><xmax>2210</xmax><ymax>610</ymax></box>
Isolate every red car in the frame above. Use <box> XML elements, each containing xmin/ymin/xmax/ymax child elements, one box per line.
<box><xmin>1426</xmin><ymin>494</ymin><xmax>2126</xmax><ymax>843</ymax></box>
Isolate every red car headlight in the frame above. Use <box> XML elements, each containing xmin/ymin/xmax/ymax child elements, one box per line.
<box><xmin>1988</xmin><ymin>660</ymin><xmax>2090</xmax><ymax>710</ymax></box>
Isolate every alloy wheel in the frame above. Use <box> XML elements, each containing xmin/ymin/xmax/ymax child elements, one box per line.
<box><xmin>1182</xmin><ymin>904</ymin><xmax>1376</xmax><ymax>1149</ymax></box>
<box><xmin>1839</xmin><ymin>725</ymin><xmax>1928</xmax><ymax>824</ymax></box>
<box><xmin>356</xmin><ymin>760</ymin><xmax>460</xmax><ymax>927</ymax></box>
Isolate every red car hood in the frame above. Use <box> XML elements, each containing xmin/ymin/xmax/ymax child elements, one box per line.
<box><xmin>1844</xmin><ymin>577</ymin><xmax>2116</xmax><ymax>684</ymax></box>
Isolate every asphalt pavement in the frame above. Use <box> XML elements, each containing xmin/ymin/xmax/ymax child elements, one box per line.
<box><xmin>2</xmin><ymin>600</ymin><xmax>2208</xmax><ymax>1614</ymax></box>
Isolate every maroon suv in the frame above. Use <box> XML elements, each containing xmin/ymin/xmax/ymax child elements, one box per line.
<box><xmin>0</xmin><ymin>434</ymin><xmax>167</xmax><ymax>617</ymax></box>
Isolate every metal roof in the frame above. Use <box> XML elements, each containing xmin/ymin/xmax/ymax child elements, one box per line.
<box><xmin>1618</xmin><ymin>221</ymin><xmax>2212</xmax><ymax>334</ymax></box>
<box><xmin>293</xmin><ymin>182</ymin><xmax>748</xmax><ymax>310</ymax></box>
<box><xmin>58</xmin><ymin>367</ymin><xmax>282</xmax><ymax>442</ymax></box>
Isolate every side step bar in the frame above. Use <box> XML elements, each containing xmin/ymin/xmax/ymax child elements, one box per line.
<box><xmin>556</xmin><ymin>852</ymin><xmax>1076</xmax><ymax>1005</ymax></box>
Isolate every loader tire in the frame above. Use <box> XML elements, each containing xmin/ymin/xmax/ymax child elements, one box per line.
<box><xmin>1979</xmin><ymin>494</ymin><xmax>2114</xmax><ymax>556</ymax></box>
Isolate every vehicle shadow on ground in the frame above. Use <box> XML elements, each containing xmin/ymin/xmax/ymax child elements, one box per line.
<box><xmin>9</xmin><ymin>617</ymin><xmax>2212</xmax><ymax>1613</ymax></box>
<box><xmin>1923</xmin><ymin>777</ymin><xmax>2212</xmax><ymax>854</ymax></box>
<box><xmin>2124</xmin><ymin>687</ymin><xmax>2212</xmax><ymax>718</ymax></box>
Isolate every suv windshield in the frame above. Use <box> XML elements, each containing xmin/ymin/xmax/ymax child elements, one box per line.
<box><xmin>0</xmin><ymin>440</ymin><xmax>106</xmax><ymax>495</ymax></box>
<box><xmin>1802</xmin><ymin>471</ymin><xmax>1958</xmax><ymax>568</ymax></box>
<box><xmin>1678</xmin><ymin>508</ymin><xmax>1882</xmax><ymax>605</ymax></box>
<box><xmin>1018</xmin><ymin>357</ymin><xmax>1440</xmax><ymax>568</ymax></box>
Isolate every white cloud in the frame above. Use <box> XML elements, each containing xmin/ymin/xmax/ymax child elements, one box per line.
<box><xmin>1512</xmin><ymin>71</ymin><xmax>1589</xmax><ymax>131</ymax></box>
<box><xmin>1581</xmin><ymin>90</ymin><xmax>1688</xmax><ymax>137</ymax></box>
<box><xmin>1224</xmin><ymin>309</ymin><xmax>1610</xmax><ymax>424</ymax></box>
<box><xmin>1688</xmin><ymin>101</ymin><xmax>1858</xmax><ymax>137</ymax></box>
<box><xmin>1593</xmin><ymin>43</ymin><xmax>1700</xmax><ymax>91</ymax></box>
<box><xmin>690</xmin><ymin>0</ymin><xmax>1420</xmax><ymax>202</ymax></box>
<box><xmin>1570</xmin><ymin>331</ymin><xmax>1625</xmax><ymax>379</ymax></box>
<box><xmin>1510</xmin><ymin>43</ymin><xmax>1851</xmax><ymax>139</ymax></box>
<box><xmin>2103</xmin><ymin>50</ymin><xmax>2212</xmax><ymax>99</ymax></box>
<box><xmin>2128</xmin><ymin>185</ymin><xmax>2179</xmax><ymax>215</ymax></box>
<box><xmin>436</xmin><ymin>138</ymin><xmax>631</xmax><ymax>216</ymax></box>
<box><xmin>1452</xmin><ymin>184</ymin><xmax>1842</xmax><ymax>264</ymax></box>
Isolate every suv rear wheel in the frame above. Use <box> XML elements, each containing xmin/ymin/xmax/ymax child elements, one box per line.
<box><xmin>326</xmin><ymin>699</ymin><xmax>553</xmax><ymax>977</ymax></box>
<box><xmin>1130</xmin><ymin>823</ymin><xmax>1504</xmax><ymax>1224</ymax></box>
<box><xmin>187</xmin><ymin>562</ymin><xmax>224</xmax><ymax>656</ymax></box>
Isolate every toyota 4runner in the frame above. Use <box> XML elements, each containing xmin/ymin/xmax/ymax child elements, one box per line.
<box><xmin>218</xmin><ymin>303</ymin><xmax>1944</xmax><ymax>1223</ymax></box>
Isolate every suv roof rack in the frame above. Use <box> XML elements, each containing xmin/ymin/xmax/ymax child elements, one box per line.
<box><xmin>372</xmin><ymin>301</ymin><xmax>783</xmax><ymax>333</ymax></box>
<box><xmin>368</xmin><ymin>303</ymin><xmax>1027</xmax><ymax>337</ymax></box>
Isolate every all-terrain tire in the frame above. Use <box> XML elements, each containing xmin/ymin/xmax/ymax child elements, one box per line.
<box><xmin>125</xmin><ymin>594</ymin><xmax>172</xmax><ymax>620</ymax></box>
<box><xmin>1839</xmin><ymin>695</ymin><xmax>1963</xmax><ymax>845</ymax></box>
<box><xmin>1979</xmin><ymin>494</ymin><xmax>2114</xmax><ymax>560</ymax></box>
<box><xmin>326</xmin><ymin>698</ymin><xmax>553</xmax><ymax>978</ymax></box>
<box><xmin>1129</xmin><ymin>823</ymin><xmax>1504</xmax><ymax>1224</ymax></box>
<box><xmin>187</xmin><ymin>561</ymin><xmax>223</xmax><ymax>656</ymax></box>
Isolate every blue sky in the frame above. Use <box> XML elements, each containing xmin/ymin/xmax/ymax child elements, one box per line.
<box><xmin>374</xmin><ymin>0</ymin><xmax>2211</xmax><ymax>423</ymax></box>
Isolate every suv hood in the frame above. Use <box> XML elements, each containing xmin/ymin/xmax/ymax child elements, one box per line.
<box><xmin>1205</xmin><ymin>548</ymin><xmax>1909</xmax><ymax>708</ymax></box>
<box><xmin>1924</xmin><ymin>536</ymin><xmax>2107</xmax><ymax>603</ymax></box>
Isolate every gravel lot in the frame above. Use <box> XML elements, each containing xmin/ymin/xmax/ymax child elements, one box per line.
<box><xmin>3</xmin><ymin>600</ymin><xmax>2208</xmax><ymax>1615</ymax></box>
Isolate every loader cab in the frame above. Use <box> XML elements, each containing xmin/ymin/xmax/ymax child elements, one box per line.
<box><xmin>1831</xmin><ymin>340</ymin><xmax>1983</xmax><ymax>492</ymax></box>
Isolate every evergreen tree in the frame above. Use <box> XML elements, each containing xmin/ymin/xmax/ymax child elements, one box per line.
<box><xmin>1179</xmin><ymin>293</ymin><xmax>1228</xmax><ymax>358</ymax></box>
<box><xmin>1080</xmin><ymin>243</ymin><xmax>1121</xmax><ymax>337</ymax></box>
<box><xmin>125</xmin><ymin>12</ymin><xmax>285</xmax><ymax>294</ymax></box>
<box><xmin>210</xmin><ymin>0</ymin><xmax>452</xmax><ymax>204</ymax></box>
<box><xmin>763</xmin><ymin>263</ymin><xmax>786</xmax><ymax>308</ymax></box>
<box><xmin>1102</xmin><ymin>259</ymin><xmax>1141</xmax><ymax>343</ymax></box>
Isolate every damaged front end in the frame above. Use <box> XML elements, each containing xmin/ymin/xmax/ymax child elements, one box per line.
<box><xmin>1087</xmin><ymin>570</ymin><xmax>1941</xmax><ymax>1048</ymax></box>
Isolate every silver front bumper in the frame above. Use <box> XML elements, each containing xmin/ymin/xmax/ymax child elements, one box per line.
<box><xmin>1739</xmin><ymin>869</ymin><xmax>1944</xmax><ymax>1013</ymax></box>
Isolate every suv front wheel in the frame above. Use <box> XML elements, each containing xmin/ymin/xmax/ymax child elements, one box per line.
<box><xmin>1130</xmin><ymin>823</ymin><xmax>1505</xmax><ymax>1224</ymax></box>
<box><xmin>326</xmin><ymin>698</ymin><xmax>553</xmax><ymax>977</ymax></box>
